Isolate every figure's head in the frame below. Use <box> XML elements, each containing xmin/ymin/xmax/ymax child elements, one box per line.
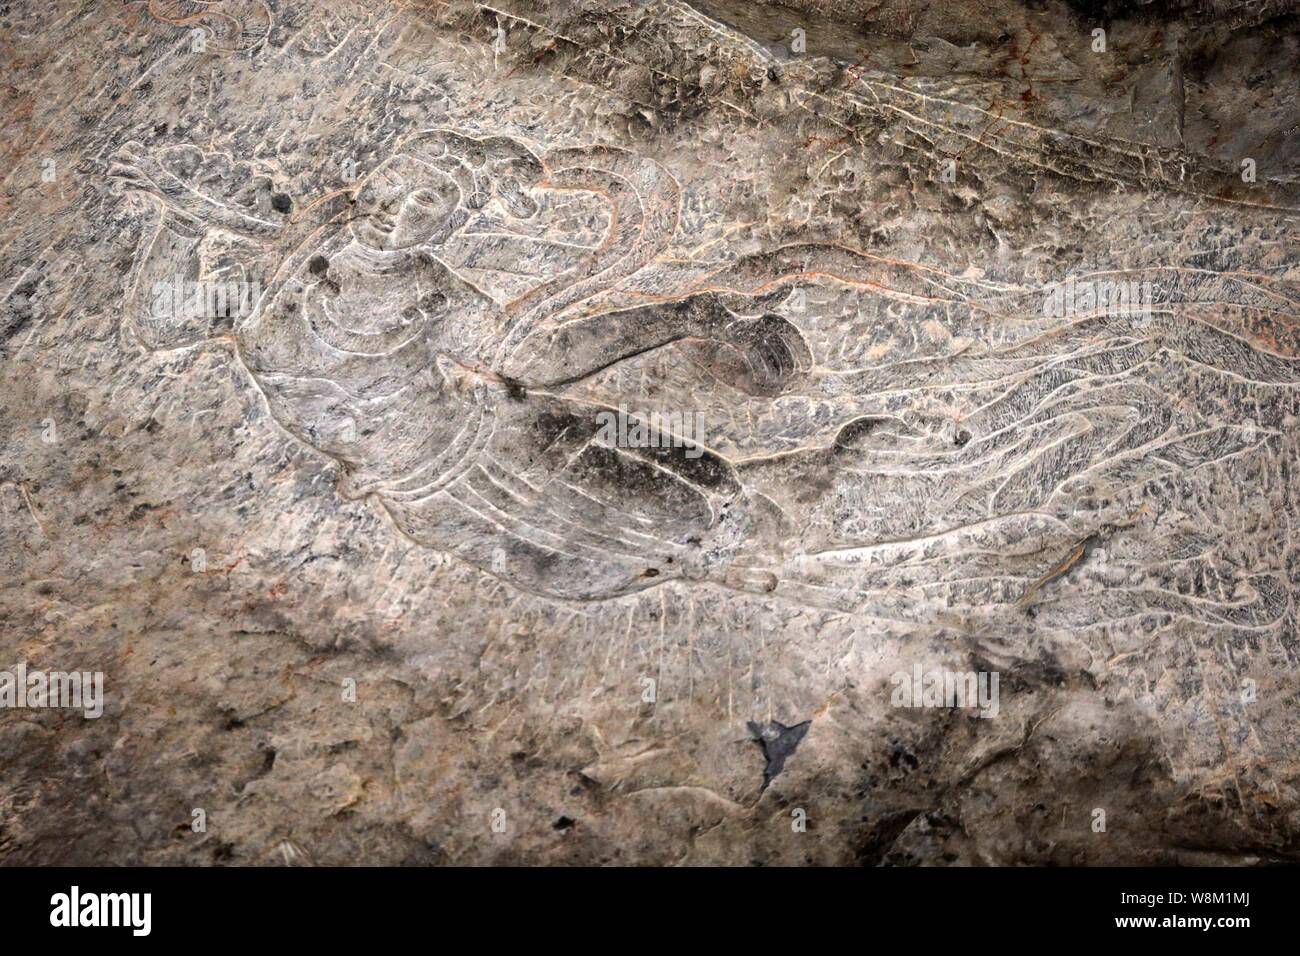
<box><xmin>352</xmin><ymin>155</ymin><xmax>463</xmax><ymax>251</ymax></box>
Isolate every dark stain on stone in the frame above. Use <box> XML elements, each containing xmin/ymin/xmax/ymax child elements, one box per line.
<box><xmin>852</xmin><ymin>808</ymin><xmax>925</xmax><ymax>867</ymax></box>
<box><xmin>3</xmin><ymin>278</ymin><xmax>38</xmax><ymax>342</ymax></box>
<box><xmin>499</xmin><ymin>374</ymin><xmax>528</xmax><ymax>401</ymax></box>
<box><xmin>1</xmin><ymin>309</ymin><xmax>30</xmax><ymax>342</ymax></box>
<box><xmin>638</xmin><ymin>440</ymin><xmax>735</xmax><ymax>491</ymax></box>
<box><xmin>888</xmin><ymin>745</ymin><xmax>919</xmax><ymax>772</ymax></box>
<box><xmin>748</xmin><ymin>718</ymin><xmax>811</xmax><ymax>792</ymax></box>
<box><xmin>270</xmin><ymin>192</ymin><xmax>292</xmax><ymax>213</ymax></box>
<box><xmin>834</xmin><ymin>415</ymin><xmax>885</xmax><ymax>448</ymax></box>
<box><xmin>530</xmin><ymin>409</ymin><xmax>587</xmax><ymax>456</ymax></box>
<box><xmin>211</xmin><ymin>843</ymin><xmax>235</xmax><ymax>862</ymax></box>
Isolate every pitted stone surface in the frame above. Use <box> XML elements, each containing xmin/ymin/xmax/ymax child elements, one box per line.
<box><xmin>1</xmin><ymin>0</ymin><xmax>1298</xmax><ymax>864</ymax></box>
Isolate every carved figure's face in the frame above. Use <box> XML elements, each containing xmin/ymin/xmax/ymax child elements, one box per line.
<box><xmin>353</xmin><ymin>156</ymin><xmax>461</xmax><ymax>251</ymax></box>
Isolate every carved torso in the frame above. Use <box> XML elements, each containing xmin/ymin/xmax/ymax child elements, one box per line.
<box><xmin>237</xmin><ymin>229</ymin><xmax>512</xmax><ymax>499</ymax></box>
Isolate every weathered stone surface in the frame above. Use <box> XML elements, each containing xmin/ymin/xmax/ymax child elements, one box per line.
<box><xmin>1</xmin><ymin>0</ymin><xmax>1297</xmax><ymax>865</ymax></box>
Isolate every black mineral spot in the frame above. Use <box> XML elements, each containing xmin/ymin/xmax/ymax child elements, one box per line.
<box><xmin>888</xmin><ymin>746</ymin><xmax>918</xmax><ymax>771</ymax></box>
<box><xmin>308</xmin><ymin>254</ymin><xmax>329</xmax><ymax>275</ymax></box>
<box><xmin>835</xmin><ymin>415</ymin><xmax>883</xmax><ymax>448</ymax></box>
<box><xmin>552</xmin><ymin>816</ymin><xmax>576</xmax><ymax>831</ymax></box>
<box><xmin>271</xmin><ymin>192</ymin><xmax>292</xmax><ymax>213</ymax></box>
<box><xmin>128</xmin><ymin>502</ymin><xmax>160</xmax><ymax>520</ymax></box>
<box><xmin>748</xmin><ymin>719</ymin><xmax>811</xmax><ymax>792</ymax></box>
<box><xmin>500</xmin><ymin>375</ymin><xmax>527</xmax><ymax>401</ymax></box>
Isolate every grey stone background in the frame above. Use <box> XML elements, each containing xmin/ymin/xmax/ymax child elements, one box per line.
<box><xmin>1</xmin><ymin>0</ymin><xmax>1298</xmax><ymax>864</ymax></box>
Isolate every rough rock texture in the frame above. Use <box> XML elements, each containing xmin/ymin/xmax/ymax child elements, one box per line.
<box><xmin>1</xmin><ymin>0</ymin><xmax>1298</xmax><ymax>865</ymax></box>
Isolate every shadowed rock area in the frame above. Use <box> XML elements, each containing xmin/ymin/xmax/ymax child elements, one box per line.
<box><xmin>1</xmin><ymin>0</ymin><xmax>1298</xmax><ymax>865</ymax></box>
